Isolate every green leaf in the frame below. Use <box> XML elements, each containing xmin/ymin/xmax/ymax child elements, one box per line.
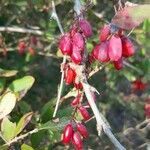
<box><xmin>112</xmin><ymin>4</ymin><xmax>150</xmax><ymax>30</ymax></box>
<box><xmin>8</xmin><ymin>76</ymin><xmax>35</xmax><ymax>93</ymax></box>
<box><xmin>15</xmin><ymin>112</ymin><xmax>33</xmax><ymax>136</ymax></box>
<box><xmin>1</xmin><ymin>117</ymin><xmax>16</xmax><ymax>142</ymax></box>
<box><xmin>30</xmin><ymin>130</ymin><xmax>46</xmax><ymax>148</ymax></box>
<box><xmin>0</xmin><ymin>68</ymin><xmax>18</xmax><ymax>77</ymax></box>
<box><xmin>21</xmin><ymin>144</ymin><xmax>34</xmax><ymax>150</ymax></box>
<box><xmin>40</xmin><ymin>101</ymin><xmax>54</xmax><ymax>123</ymax></box>
<box><xmin>0</xmin><ymin>92</ymin><xmax>16</xmax><ymax>120</ymax></box>
<box><xmin>39</xmin><ymin>117</ymin><xmax>70</xmax><ymax>131</ymax></box>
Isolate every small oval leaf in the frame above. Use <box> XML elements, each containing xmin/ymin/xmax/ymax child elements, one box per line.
<box><xmin>1</xmin><ymin>117</ymin><xmax>16</xmax><ymax>141</ymax></box>
<box><xmin>0</xmin><ymin>68</ymin><xmax>18</xmax><ymax>77</ymax></box>
<box><xmin>15</xmin><ymin>112</ymin><xmax>33</xmax><ymax>136</ymax></box>
<box><xmin>21</xmin><ymin>144</ymin><xmax>34</xmax><ymax>150</ymax></box>
<box><xmin>0</xmin><ymin>92</ymin><xmax>16</xmax><ymax>120</ymax></box>
<box><xmin>8</xmin><ymin>76</ymin><xmax>35</xmax><ymax>93</ymax></box>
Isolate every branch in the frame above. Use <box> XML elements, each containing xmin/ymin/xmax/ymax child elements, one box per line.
<box><xmin>3</xmin><ymin>128</ymin><xmax>38</xmax><ymax>146</ymax></box>
<box><xmin>74</xmin><ymin>0</ymin><xmax>126</xmax><ymax>150</ymax></box>
<box><xmin>51</xmin><ymin>0</ymin><xmax>67</xmax><ymax>118</ymax></box>
<box><xmin>0</xmin><ymin>27</ymin><xmax>43</xmax><ymax>35</ymax></box>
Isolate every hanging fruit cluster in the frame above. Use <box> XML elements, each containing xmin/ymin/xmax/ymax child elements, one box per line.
<box><xmin>59</xmin><ymin>19</ymin><xmax>93</xmax><ymax>64</ymax></box>
<box><xmin>90</xmin><ymin>24</ymin><xmax>135</xmax><ymax>70</ymax></box>
<box><xmin>62</xmin><ymin>122</ymin><xmax>88</xmax><ymax>149</ymax></box>
<box><xmin>18</xmin><ymin>36</ymin><xmax>37</xmax><ymax>55</ymax></box>
<box><xmin>59</xmin><ymin>18</ymin><xmax>93</xmax><ymax>149</ymax></box>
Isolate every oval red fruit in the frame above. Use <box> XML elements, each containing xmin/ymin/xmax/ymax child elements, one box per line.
<box><xmin>76</xmin><ymin>123</ymin><xmax>89</xmax><ymax>138</ymax></box>
<box><xmin>71</xmin><ymin>48</ymin><xmax>82</xmax><ymax>64</ymax></box>
<box><xmin>91</xmin><ymin>44</ymin><xmax>100</xmax><ymax>60</ymax></box>
<box><xmin>65</xmin><ymin>68</ymin><xmax>76</xmax><ymax>85</ymax></box>
<box><xmin>78</xmin><ymin>106</ymin><xmax>90</xmax><ymax>121</ymax></box>
<box><xmin>132</xmin><ymin>79</ymin><xmax>147</xmax><ymax>91</ymax></box>
<box><xmin>122</xmin><ymin>36</ymin><xmax>135</xmax><ymax>58</ymax></box>
<box><xmin>72</xmin><ymin>132</ymin><xmax>83</xmax><ymax>150</ymax></box>
<box><xmin>99</xmin><ymin>24</ymin><xmax>111</xmax><ymax>42</ymax></box>
<box><xmin>72</xmin><ymin>32</ymin><xmax>85</xmax><ymax>52</ymax></box>
<box><xmin>113</xmin><ymin>58</ymin><xmax>123</xmax><ymax>70</ymax></box>
<box><xmin>59</xmin><ymin>34</ymin><xmax>72</xmax><ymax>55</ymax></box>
<box><xmin>108</xmin><ymin>35</ymin><xmax>122</xmax><ymax>61</ymax></box>
<box><xmin>71</xmin><ymin>93</ymin><xmax>82</xmax><ymax>107</ymax></box>
<box><xmin>28</xmin><ymin>47</ymin><xmax>36</xmax><ymax>55</ymax></box>
<box><xmin>97</xmin><ymin>41</ymin><xmax>110</xmax><ymax>63</ymax></box>
<box><xmin>18</xmin><ymin>41</ymin><xmax>26</xmax><ymax>55</ymax></box>
<box><xmin>79</xmin><ymin>19</ymin><xmax>93</xmax><ymax>37</ymax></box>
<box><xmin>62</xmin><ymin>124</ymin><xmax>74</xmax><ymax>144</ymax></box>
<box><xmin>74</xmin><ymin>81</ymin><xmax>83</xmax><ymax>90</ymax></box>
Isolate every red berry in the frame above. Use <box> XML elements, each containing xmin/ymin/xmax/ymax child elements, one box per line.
<box><xmin>76</xmin><ymin>123</ymin><xmax>89</xmax><ymax>138</ymax></box>
<box><xmin>62</xmin><ymin>124</ymin><xmax>74</xmax><ymax>144</ymax></box>
<box><xmin>72</xmin><ymin>32</ymin><xmax>85</xmax><ymax>52</ymax></box>
<box><xmin>122</xmin><ymin>36</ymin><xmax>135</xmax><ymax>58</ymax></box>
<box><xmin>132</xmin><ymin>79</ymin><xmax>147</xmax><ymax>91</ymax></box>
<box><xmin>18</xmin><ymin>41</ymin><xmax>26</xmax><ymax>55</ymax></box>
<box><xmin>91</xmin><ymin>44</ymin><xmax>100</xmax><ymax>60</ymax></box>
<box><xmin>71</xmin><ymin>48</ymin><xmax>82</xmax><ymax>64</ymax></box>
<box><xmin>97</xmin><ymin>41</ymin><xmax>110</xmax><ymax>63</ymax></box>
<box><xmin>28</xmin><ymin>47</ymin><xmax>36</xmax><ymax>55</ymax></box>
<box><xmin>72</xmin><ymin>132</ymin><xmax>83</xmax><ymax>150</ymax></box>
<box><xmin>70</xmin><ymin>26</ymin><xmax>78</xmax><ymax>37</ymax></box>
<box><xmin>108</xmin><ymin>35</ymin><xmax>122</xmax><ymax>61</ymax></box>
<box><xmin>144</xmin><ymin>104</ymin><xmax>150</xmax><ymax>118</ymax></box>
<box><xmin>59</xmin><ymin>33</ymin><xmax>72</xmax><ymax>55</ymax></box>
<box><xmin>64</xmin><ymin>68</ymin><xmax>76</xmax><ymax>85</ymax></box>
<box><xmin>79</xmin><ymin>19</ymin><xmax>93</xmax><ymax>37</ymax></box>
<box><xmin>74</xmin><ymin>79</ymin><xmax>83</xmax><ymax>90</ymax></box>
<box><xmin>99</xmin><ymin>24</ymin><xmax>111</xmax><ymax>42</ymax></box>
<box><xmin>71</xmin><ymin>93</ymin><xmax>82</xmax><ymax>107</ymax></box>
<box><xmin>78</xmin><ymin>106</ymin><xmax>90</xmax><ymax>121</ymax></box>
<box><xmin>113</xmin><ymin>58</ymin><xmax>123</xmax><ymax>70</ymax></box>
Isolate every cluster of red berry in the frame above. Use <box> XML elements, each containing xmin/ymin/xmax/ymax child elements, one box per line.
<box><xmin>63</xmin><ymin>122</ymin><xmax>88</xmax><ymax>149</ymax></box>
<box><xmin>131</xmin><ymin>79</ymin><xmax>147</xmax><ymax>92</ymax></box>
<box><xmin>18</xmin><ymin>36</ymin><xmax>37</xmax><ymax>55</ymax></box>
<box><xmin>59</xmin><ymin>19</ymin><xmax>93</xmax><ymax>64</ymax></box>
<box><xmin>90</xmin><ymin>24</ymin><xmax>135</xmax><ymax>70</ymax></box>
<box><xmin>59</xmin><ymin>19</ymin><xmax>94</xmax><ymax>149</ymax></box>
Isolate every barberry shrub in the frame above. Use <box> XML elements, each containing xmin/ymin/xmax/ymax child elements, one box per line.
<box><xmin>0</xmin><ymin>1</ymin><xmax>150</xmax><ymax>150</ymax></box>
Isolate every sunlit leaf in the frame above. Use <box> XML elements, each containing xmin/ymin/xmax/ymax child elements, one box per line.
<box><xmin>0</xmin><ymin>68</ymin><xmax>18</xmax><ymax>77</ymax></box>
<box><xmin>1</xmin><ymin>117</ymin><xmax>16</xmax><ymax>141</ymax></box>
<box><xmin>0</xmin><ymin>92</ymin><xmax>16</xmax><ymax>120</ymax></box>
<box><xmin>15</xmin><ymin>112</ymin><xmax>33</xmax><ymax>136</ymax></box>
<box><xmin>21</xmin><ymin>144</ymin><xmax>34</xmax><ymax>150</ymax></box>
<box><xmin>39</xmin><ymin>117</ymin><xmax>70</xmax><ymax>131</ymax></box>
<box><xmin>8</xmin><ymin>76</ymin><xmax>35</xmax><ymax>93</ymax></box>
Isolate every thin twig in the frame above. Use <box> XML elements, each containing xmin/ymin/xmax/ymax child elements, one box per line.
<box><xmin>51</xmin><ymin>0</ymin><xmax>67</xmax><ymax>118</ymax></box>
<box><xmin>0</xmin><ymin>27</ymin><xmax>43</xmax><ymax>35</ymax></box>
<box><xmin>127</xmin><ymin>28</ymin><xmax>135</xmax><ymax>37</ymax></box>
<box><xmin>3</xmin><ymin>128</ymin><xmax>38</xmax><ymax>146</ymax></box>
